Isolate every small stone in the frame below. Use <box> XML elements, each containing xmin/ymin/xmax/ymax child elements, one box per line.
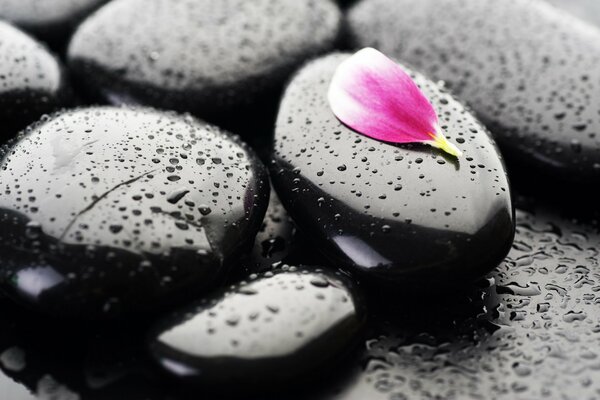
<box><xmin>148</xmin><ymin>266</ymin><xmax>365</xmax><ymax>388</ymax></box>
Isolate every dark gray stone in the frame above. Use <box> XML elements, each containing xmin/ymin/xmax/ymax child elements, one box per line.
<box><xmin>271</xmin><ymin>54</ymin><xmax>514</xmax><ymax>286</ymax></box>
<box><xmin>0</xmin><ymin>107</ymin><xmax>269</xmax><ymax>318</ymax></box>
<box><xmin>67</xmin><ymin>0</ymin><xmax>342</xmax><ymax>123</ymax></box>
<box><xmin>149</xmin><ymin>266</ymin><xmax>365</xmax><ymax>388</ymax></box>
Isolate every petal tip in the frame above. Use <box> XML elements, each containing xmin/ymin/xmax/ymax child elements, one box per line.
<box><xmin>430</xmin><ymin>132</ymin><xmax>463</xmax><ymax>158</ymax></box>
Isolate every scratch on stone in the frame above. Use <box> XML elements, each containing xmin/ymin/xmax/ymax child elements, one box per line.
<box><xmin>60</xmin><ymin>170</ymin><xmax>156</xmax><ymax>240</ymax></box>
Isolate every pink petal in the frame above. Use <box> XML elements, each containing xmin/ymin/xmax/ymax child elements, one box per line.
<box><xmin>328</xmin><ymin>48</ymin><xmax>462</xmax><ymax>157</ymax></box>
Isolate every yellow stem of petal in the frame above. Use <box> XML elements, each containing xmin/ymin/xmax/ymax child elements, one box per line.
<box><xmin>428</xmin><ymin>132</ymin><xmax>463</xmax><ymax>158</ymax></box>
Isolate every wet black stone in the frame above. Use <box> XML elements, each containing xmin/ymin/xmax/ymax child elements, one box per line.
<box><xmin>0</xmin><ymin>0</ymin><xmax>108</xmax><ymax>50</ymax></box>
<box><xmin>0</xmin><ymin>106</ymin><xmax>269</xmax><ymax>318</ymax></box>
<box><xmin>271</xmin><ymin>54</ymin><xmax>514</xmax><ymax>286</ymax></box>
<box><xmin>546</xmin><ymin>0</ymin><xmax>600</xmax><ymax>27</ymax></box>
<box><xmin>148</xmin><ymin>266</ymin><xmax>365</xmax><ymax>389</ymax></box>
<box><xmin>349</xmin><ymin>0</ymin><xmax>600</xmax><ymax>183</ymax></box>
<box><xmin>0</xmin><ymin>21</ymin><xmax>71</xmax><ymax>139</ymax></box>
<box><xmin>67</xmin><ymin>0</ymin><xmax>342</xmax><ymax>129</ymax></box>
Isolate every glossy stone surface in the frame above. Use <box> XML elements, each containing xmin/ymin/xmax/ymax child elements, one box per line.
<box><xmin>271</xmin><ymin>54</ymin><xmax>514</xmax><ymax>285</ymax></box>
<box><xmin>0</xmin><ymin>107</ymin><xmax>269</xmax><ymax>318</ymax></box>
<box><xmin>149</xmin><ymin>266</ymin><xmax>365</xmax><ymax>388</ymax></box>
<box><xmin>67</xmin><ymin>0</ymin><xmax>342</xmax><ymax>124</ymax></box>
<box><xmin>546</xmin><ymin>0</ymin><xmax>600</xmax><ymax>27</ymax></box>
<box><xmin>349</xmin><ymin>0</ymin><xmax>600</xmax><ymax>183</ymax></box>
<box><xmin>0</xmin><ymin>0</ymin><xmax>107</xmax><ymax>49</ymax></box>
<box><xmin>0</xmin><ymin>21</ymin><xmax>71</xmax><ymax>138</ymax></box>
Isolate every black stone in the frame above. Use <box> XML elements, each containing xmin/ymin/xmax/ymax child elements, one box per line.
<box><xmin>0</xmin><ymin>106</ymin><xmax>269</xmax><ymax>318</ymax></box>
<box><xmin>271</xmin><ymin>54</ymin><xmax>514</xmax><ymax>286</ymax></box>
<box><xmin>67</xmin><ymin>0</ymin><xmax>342</xmax><ymax>129</ymax></box>
<box><xmin>0</xmin><ymin>0</ymin><xmax>108</xmax><ymax>50</ymax></box>
<box><xmin>0</xmin><ymin>21</ymin><xmax>71</xmax><ymax>139</ymax></box>
<box><xmin>349</xmin><ymin>0</ymin><xmax>600</xmax><ymax>183</ymax></box>
<box><xmin>149</xmin><ymin>266</ymin><xmax>365</xmax><ymax>389</ymax></box>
